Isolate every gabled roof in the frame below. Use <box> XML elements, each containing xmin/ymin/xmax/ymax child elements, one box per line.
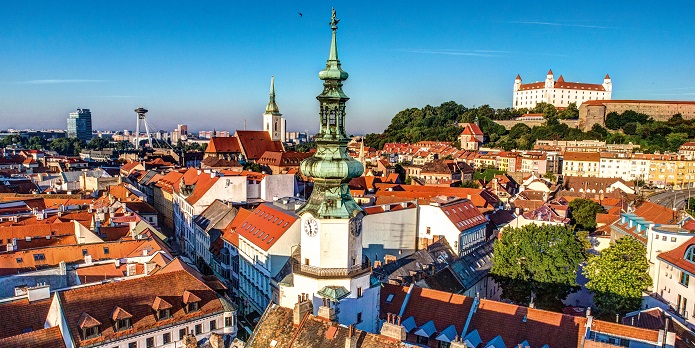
<box><xmin>205</xmin><ymin>136</ymin><xmax>241</xmax><ymax>154</ymax></box>
<box><xmin>658</xmin><ymin>236</ymin><xmax>695</xmax><ymax>275</ymax></box>
<box><xmin>111</xmin><ymin>306</ymin><xmax>133</xmax><ymax>321</ymax></box>
<box><xmin>439</xmin><ymin>199</ymin><xmax>487</xmax><ymax>232</ymax></box>
<box><xmin>380</xmin><ymin>284</ymin><xmax>588</xmax><ymax>348</ymax></box>
<box><xmin>235</xmin><ymin>130</ymin><xmax>284</xmax><ymax>160</ymax></box>
<box><xmin>0</xmin><ymin>298</ymin><xmax>53</xmax><ymax>340</ymax></box>
<box><xmin>460</xmin><ymin>123</ymin><xmax>484</xmax><ymax>136</ymax></box>
<box><xmin>247</xmin><ymin>305</ymin><xmax>401</xmax><ymax>348</ymax></box>
<box><xmin>152</xmin><ymin>296</ymin><xmax>173</xmax><ymax>311</ymax></box>
<box><xmin>0</xmin><ymin>326</ymin><xmax>67</xmax><ymax>348</ymax></box>
<box><xmin>236</xmin><ymin>203</ymin><xmax>298</xmax><ymax>252</ymax></box>
<box><xmin>59</xmin><ymin>268</ymin><xmax>226</xmax><ymax>347</ymax></box>
<box><xmin>220</xmin><ymin>208</ymin><xmax>252</xmax><ymax>247</ymax></box>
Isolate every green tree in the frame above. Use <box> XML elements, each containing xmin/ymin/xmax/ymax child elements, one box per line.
<box><xmin>491</xmin><ymin>224</ymin><xmax>587</xmax><ymax>310</ymax></box>
<box><xmin>665</xmin><ymin>132</ymin><xmax>689</xmax><ymax>152</ymax></box>
<box><xmin>560</xmin><ymin>102</ymin><xmax>579</xmax><ymax>119</ymax></box>
<box><xmin>622</xmin><ymin>122</ymin><xmax>638</xmax><ymax>136</ymax></box>
<box><xmin>86</xmin><ymin>137</ymin><xmax>110</xmax><ymax>150</ymax></box>
<box><xmin>27</xmin><ymin>136</ymin><xmax>46</xmax><ymax>150</ymax></box>
<box><xmin>568</xmin><ymin>198</ymin><xmax>605</xmax><ymax>231</ymax></box>
<box><xmin>543</xmin><ymin>172</ymin><xmax>557</xmax><ymax>182</ymax></box>
<box><xmin>296</xmin><ymin>141</ymin><xmax>317</xmax><ymax>153</ymax></box>
<box><xmin>605</xmin><ymin>112</ymin><xmax>621</xmax><ymax>130</ymax></box>
<box><xmin>457</xmin><ymin>180</ymin><xmax>480</xmax><ymax>188</ymax></box>
<box><xmin>584</xmin><ymin>237</ymin><xmax>651</xmax><ymax>319</ymax></box>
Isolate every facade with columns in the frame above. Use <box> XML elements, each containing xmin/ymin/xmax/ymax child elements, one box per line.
<box><xmin>513</xmin><ymin>69</ymin><xmax>612</xmax><ymax>110</ymax></box>
<box><xmin>262</xmin><ymin>76</ymin><xmax>287</xmax><ymax>143</ymax></box>
<box><xmin>278</xmin><ymin>8</ymin><xmax>380</xmax><ymax>334</ymax></box>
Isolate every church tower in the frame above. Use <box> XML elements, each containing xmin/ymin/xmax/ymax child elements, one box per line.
<box><xmin>279</xmin><ymin>8</ymin><xmax>379</xmax><ymax>333</ymax></box>
<box><xmin>262</xmin><ymin>76</ymin><xmax>286</xmax><ymax>142</ymax></box>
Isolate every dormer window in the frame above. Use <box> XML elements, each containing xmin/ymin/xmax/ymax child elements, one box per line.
<box><xmin>112</xmin><ymin>306</ymin><xmax>133</xmax><ymax>332</ymax></box>
<box><xmin>114</xmin><ymin>318</ymin><xmax>131</xmax><ymax>331</ymax></box>
<box><xmin>78</xmin><ymin>312</ymin><xmax>101</xmax><ymax>340</ymax></box>
<box><xmin>152</xmin><ymin>296</ymin><xmax>173</xmax><ymax>321</ymax></box>
<box><xmin>182</xmin><ymin>290</ymin><xmax>201</xmax><ymax>313</ymax></box>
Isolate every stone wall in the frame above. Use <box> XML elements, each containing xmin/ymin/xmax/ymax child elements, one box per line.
<box><xmin>495</xmin><ymin>119</ymin><xmax>579</xmax><ymax>130</ymax></box>
<box><xmin>578</xmin><ymin>100</ymin><xmax>695</xmax><ymax>131</ymax></box>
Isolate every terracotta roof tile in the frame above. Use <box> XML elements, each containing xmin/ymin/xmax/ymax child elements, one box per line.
<box><xmin>0</xmin><ymin>298</ymin><xmax>52</xmax><ymax>340</ymax></box>
<box><xmin>236</xmin><ymin>204</ymin><xmax>297</xmax><ymax>251</ymax></box>
<box><xmin>0</xmin><ymin>326</ymin><xmax>67</xmax><ymax>348</ymax></box>
<box><xmin>235</xmin><ymin>130</ymin><xmax>284</xmax><ymax>160</ymax></box>
<box><xmin>591</xmin><ymin>319</ymin><xmax>660</xmax><ymax>342</ymax></box>
<box><xmin>152</xmin><ymin>296</ymin><xmax>173</xmax><ymax>311</ymax></box>
<box><xmin>59</xmin><ymin>268</ymin><xmax>225</xmax><ymax>347</ymax></box>
<box><xmin>205</xmin><ymin>136</ymin><xmax>241</xmax><ymax>154</ymax></box>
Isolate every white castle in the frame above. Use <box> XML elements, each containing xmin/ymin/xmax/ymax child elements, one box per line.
<box><xmin>513</xmin><ymin>69</ymin><xmax>612</xmax><ymax>110</ymax></box>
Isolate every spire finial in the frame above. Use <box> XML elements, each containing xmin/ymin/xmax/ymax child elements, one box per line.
<box><xmin>270</xmin><ymin>75</ymin><xmax>275</xmax><ymax>96</ymax></box>
<box><xmin>265</xmin><ymin>75</ymin><xmax>280</xmax><ymax>115</ymax></box>
<box><xmin>319</xmin><ymin>8</ymin><xmax>348</xmax><ymax>80</ymax></box>
<box><xmin>330</xmin><ymin>7</ymin><xmax>339</xmax><ymax>29</ymax></box>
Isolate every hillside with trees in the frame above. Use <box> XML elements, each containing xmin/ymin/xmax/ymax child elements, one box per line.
<box><xmin>365</xmin><ymin>101</ymin><xmax>693</xmax><ymax>153</ymax></box>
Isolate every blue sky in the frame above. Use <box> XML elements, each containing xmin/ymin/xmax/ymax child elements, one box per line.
<box><xmin>0</xmin><ymin>1</ymin><xmax>694</xmax><ymax>135</ymax></box>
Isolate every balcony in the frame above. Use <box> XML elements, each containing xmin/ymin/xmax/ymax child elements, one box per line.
<box><xmin>292</xmin><ymin>257</ymin><xmax>371</xmax><ymax>279</ymax></box>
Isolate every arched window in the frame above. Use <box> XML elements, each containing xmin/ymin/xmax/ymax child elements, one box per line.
<box><xmin>685</xmin><ymin>245</ymin><xmax>695</xmax><ymax>263</ymax></box>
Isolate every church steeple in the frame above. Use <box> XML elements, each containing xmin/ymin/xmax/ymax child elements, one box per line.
<box><xmin>265</xmin><ymin>75</ymin><xmax>281</xmax><ymax>115</ymax></box>
<box><xmin>298</xmin><ymin>7</ymin><xmax>363</xmax><ymax>219</ymax></box>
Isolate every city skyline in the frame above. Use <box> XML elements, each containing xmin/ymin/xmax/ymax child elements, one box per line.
<box><xmin>1</xmin><ymin>1</ymin><xmax>694</xmax><ymax>134</ymax></box>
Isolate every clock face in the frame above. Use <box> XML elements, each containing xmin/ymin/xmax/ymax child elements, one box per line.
<box><xmin>303</xmin><ymin>218</ymin><xmax>318</xmax><ymax>237</ymax></box>
<box><xmin>350</xmin><ymin>218</ymin><xmax>362</xmax><ymax>237</ymax></box>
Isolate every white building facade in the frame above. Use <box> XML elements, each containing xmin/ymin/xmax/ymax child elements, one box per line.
<box><xmin>513</xmin><ymin>70</ymin><xmax>612</xmax><ymax>109</ymax></box>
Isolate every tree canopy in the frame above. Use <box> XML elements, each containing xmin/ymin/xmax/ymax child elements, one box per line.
<box><xmin>364</xmin><ymin>101</ymin><xmax>693</xmax><ymax>153</ymax></box>
<box><xmin>491</xmin><ymin>224</ymin><xmax>588</xmax><ymax>310</ymax></box>
<box><xmin>583</xmin><ymin>237</ymin><xmax>651</xmax><ymax>319</ymax></box>
<box><xmin>568</xmin><ymin>198</ymin><xmax>606</xmax><ymax>231</ymax></box>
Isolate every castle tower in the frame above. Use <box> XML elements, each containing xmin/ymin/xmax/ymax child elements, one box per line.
<box><xmin>514</xmin><ymin>74</ymin><xmax>522</xmax><ymax>92</ymax></box>
<box><xmin>544</xmin><ymin>69</ymin><xmax>555</xmax><ymax>89</ymax></box>
<box><xmin>602</xmin><ymin>73</ymin><xmax>612</xmax><ymax>93</ymax></box>
<box><xmin>262</xmin><ymin>76</ymin><xmax>286</xmax><ymax>142</ymax></box>
<box><xmin>279</xmin><ymin>8</ymin><xmax>379</xmax><ymax>333</ymax></box>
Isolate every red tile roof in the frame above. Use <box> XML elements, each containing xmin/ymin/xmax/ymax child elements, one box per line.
<box><xmin>591</xmin><ymin>319</ymin><xmax>660</xmax><ymax>342</ymax></box>
<box><xmin>380</xmin><ymin>284</ymin><xmax>588</xmax><ymax>348</ymax></box>
<box><xmin>658</xmin><ymin>236</ymin><xmax>695</xmax><ymax>276</ymax></box>
<box><xmin>439</xmin><ymin>199</ymin><xmax>487</xmax><ymax>232</ymax></box>
<box><xmin>221</xmin><ymin>208</ymin><xmax>252</xmax><ymax>247</ymax></box>
<box><xmin>235</xmin><ymin>130</ymin><xmax>284</xmax><ymax>160</ymax></box>
<box><xmin>0</xmin><ymin>326</ymin><xmax>67</xmax><ymax>348</ymax></box>
<box><xmin>206</xmin><ymin>136</ymin><xmax>242</xmax><ymax>154</ymax></box>
<box><xmin>374</xmin><ymin>184</ymin><xmax>499</xmax><ymax>209</ymax></box>
<box><xmin>59</xmin><ymin>268</ymin><xmax>225</xmax><ymax>347</ymax></box>
<box><xmin>0</xmin><ymin>298</ymin><xmax>53</xmax><ymax>340</ymax></box>
<box><xmin>632</xmin><ymin>201</ymin><xmax>678</xmax><ymax>225</ymax></box>
<box><xmin>236</xmin><ymin>204</ymin><xmax>297</xmax><ymax>251</ymax></box>
<box><xmin>563</xmin><ymin>152</ymin><xmax>601</xmax><ymax>162</ymax></box>
<box><xmin>0</xmin><ymin>238</ymin><xmax>166</xmax><ymax>276</ymax></box>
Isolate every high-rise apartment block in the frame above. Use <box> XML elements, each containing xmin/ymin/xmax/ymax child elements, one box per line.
<box><xmin>67</xmin><ymin>108</ymin><xmax>93</xmax><ymax>142</ymax></box>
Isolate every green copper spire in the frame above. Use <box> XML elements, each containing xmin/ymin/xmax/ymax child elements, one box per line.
<box><xmin>318</xmin><ymin>8</ymin><xmax>349</xmax><ymax>81</ymax></box>
<box><xmin>265</xmin><ymin>75</ymin><xmax>281</xmax><ymax>115</ymax></box>
<box><xmin>298</xmin><ymin>8</ymin><xmax>363</xmax><ymax>219</ymax></box>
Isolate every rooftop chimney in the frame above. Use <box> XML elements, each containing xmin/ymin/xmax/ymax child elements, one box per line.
<box><xmin>449</xmin><ymin>336</ymin><xmax>468</xmax><ymax>348</ymax></box>
<box><xmin>345</xmin><ymin>325</ymin><xmax>357</xmax><ymax>348</ymax></box>
<box><xmin>27</xmin><ymin>284</ymin><xmax>50</xmax><ymax>302</ymax></box>
<box><xmin>318</xmin><ymin>298</ymin><xmax>336</xmax><ymax>321</ymax></box>
<box><xmin>380</xmin><ymin>313</ymin><xmax>406</xmax><ymax>341</ymax></box>
<box><xmin>293</xmin><ymin>293</ymin><xmax>313</xmax><ymax>325</ymax></box>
